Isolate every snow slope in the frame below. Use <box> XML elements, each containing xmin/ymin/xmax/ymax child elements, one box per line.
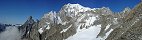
<box><xmin>65</xmin><ymin>24</ymin><xmax>113</xmax><ymax>40</ymax></box>
<box><xmin>65</xmin><ymin>25</ymin><xmax>103</xmax><ymax>40</ymax></box>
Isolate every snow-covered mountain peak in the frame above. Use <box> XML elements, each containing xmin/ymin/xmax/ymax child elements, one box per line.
<box><xmin>63</xmin><ymin>3</ymin><xmax>91</xmax><ymax>12</ymax></box>
<box><xmin>122</xmin><ymin>7</ymin><xmax>131</xmax><ymax>13</ymax></box>
<box><xmin>42</xmin><ymin>11</ymin><xmax>57</xmax><ymax>18</ymax></box>
<box><xmin>101</xmin><ymin>7</ymin><xmax>111</xmax><ymax>10</ymax></box>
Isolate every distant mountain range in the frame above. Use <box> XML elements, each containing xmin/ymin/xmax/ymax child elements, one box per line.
<box><xmin>0</xmin><ymin>23</ymin><xmax>21</xmax><ymax>33</ymax></box>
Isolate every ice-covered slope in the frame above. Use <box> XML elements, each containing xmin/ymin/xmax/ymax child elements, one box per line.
<box><xmin>65</xmin><ymin>25</ymin><xmax>102</xmax><ymax>40</ymax></box>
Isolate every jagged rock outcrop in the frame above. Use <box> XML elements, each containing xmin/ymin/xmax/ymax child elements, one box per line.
<box><xmin>19</xmin><ymin>16</ymin><xmax>35</xmax><ymax>39</ymax></box>
<box><xmin>28</xmin><ymin>19</ymin><xmax>41</xmax><ymax>40</ymax></box>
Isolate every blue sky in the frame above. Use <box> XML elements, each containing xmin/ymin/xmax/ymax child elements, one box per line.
<box><xmin>0</xmin><ymin>0</ymin><xmax>141</xmax><ymax>24</ymax></box>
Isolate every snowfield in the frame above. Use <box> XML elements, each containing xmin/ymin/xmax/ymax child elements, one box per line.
<box><xmin>65</xmin><ymin>24</ymin><xmax>113</xmax><ymax>40</ymax></box>
<box><xmin>65</xmin><ymin>25</ymin><xmax>103</xmax><ymax>40</ymax></box>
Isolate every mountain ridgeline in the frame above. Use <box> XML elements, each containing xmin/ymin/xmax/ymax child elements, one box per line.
<box><xmin>19</xmin><ymin>2</ymin><xmax>142</xmax><ymax>40</ymax></box>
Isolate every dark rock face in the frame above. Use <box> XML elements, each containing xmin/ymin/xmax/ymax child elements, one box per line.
<box><xmin>106</xmin><ymin>2</ymin><xmax>142</xmax><ymax>40</ymax></box>
<box><xmin>19</xmin><ymin>16</ymin><xmax>36</xmax><ymax>39</ymax></box>
<box><xmin>28</xmin><ymin>20</ymin><xmax>40</xmax><ymax>40</ymax></box>
<box><xmin>41</xmin><ymin>24</ymin><xmax>77</xmax><ymax>40</ymax></box>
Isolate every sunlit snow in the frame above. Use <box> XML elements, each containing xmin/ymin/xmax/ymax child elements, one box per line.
<box><xmin>65</xmin><ymin>25</ymin><xmax>103</xmax><ymax>40</ymax></box>
<box><xmin>85</xmin><ymin>17</ymin><xmax>97</xmax><ymax>26</ymax></box>
<box><xmin>38</xmin><ymin>28</ymin><xmax>43</xmax><ymax>34</ymax></box>
<box><xmin>60</xmin><ymin>24</ymin><xmax>73</xmax><ymax>33</ymax></box>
